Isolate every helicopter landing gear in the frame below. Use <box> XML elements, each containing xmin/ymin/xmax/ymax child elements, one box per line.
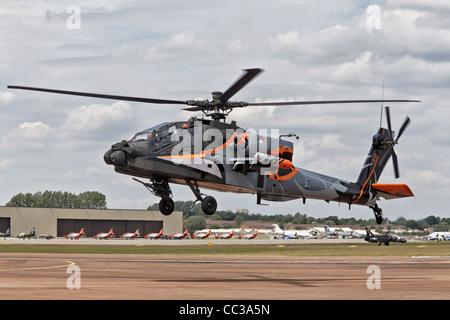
<box><xmin>132</xmin><ymin>177</ymin><xmax>174</xmax><ymax>215</ymax></box>
<box><xmin>201</xmin><ymin>196</ymin><xmax>217</xmax><ymax>215</ymax></box>
<box><xmin>185</xmin><ymin>179</ymin><xmax>217</xmax><ymax>216</ymax></box>
<box><xmin>159</xmin><ymin>197</ymin><xmax>175</xmax><ymax>216</ymax></box>
<box><xmin>370</xmin><ymin>203</ymin><xmax>384</xmax><ymax>225</ymax></box>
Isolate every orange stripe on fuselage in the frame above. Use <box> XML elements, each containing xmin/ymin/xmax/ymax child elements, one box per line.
<box><xmin>352</xmin><ymin>153</ymin><xmax>379</xmax><ymax>204</ymax></box>
<box><xmin>161</xmin><ymin>132</ymin><xmax>237</xmax><ymax>159</ymax></box>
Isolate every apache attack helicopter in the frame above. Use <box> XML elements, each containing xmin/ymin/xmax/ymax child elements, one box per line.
<box><xmin>8</xmin><ymin>68</ymin><xmax>419</xmax><ymax>224</ymax></box>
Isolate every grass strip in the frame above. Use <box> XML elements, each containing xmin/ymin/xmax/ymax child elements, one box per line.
<box><xmin>0</xmin><ymin>242</ymin><xmax>448</xmax><ymax>256</ymax></box>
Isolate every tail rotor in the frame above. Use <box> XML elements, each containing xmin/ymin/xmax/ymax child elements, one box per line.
<box><xmin>384</xmin><ymin>106</ymin><xmax>411</xmax><ymax>179</ymax></box>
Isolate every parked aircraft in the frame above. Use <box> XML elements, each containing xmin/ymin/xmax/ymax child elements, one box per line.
<box><xmin>0</xmin><ymin>228</ymin><xmax>10</xmax><ymax>239</ymax></box>
<box><xmin>240</xmin><ymin>230</ymin><xmax>258</xmax><ymax>239</ymax></box>
<box><xmin>145</xmin><ymin>229</ymin><xmax>164</xmax><ymax>239</ymax></box>
<box><xmin>94</xmin><ymin>228</ymin><xmax>114</xmax><ymax>240</ymax></box>
<box><xmin>65</xmin><ymin>228</ymin><xmax>85</xmax><ymax>240</ymax></box>
<box><xmin>193</xmin><ymin>230</ymin><xmax>211</xmax><ymax>239</ymax></box>
<box><xmin>282</xmin><ymin>233</ymin><xmax>299</xmax><ymax>239</ymax></box>
<box><xmin>427</xmin><ymin>232</ymin><xmax>450</xmax><ymax>241</ymax></box>
<box><xmin>271</xmin><ymin>224</ymin><xmax>303</xmax><ymax>238</ymax></box>
<box><xmin>17</xmin><ymin>228</ymin><xmax>36</xmax><ymax>240</ymax></box>
<box><xmin>364</xmin><ymin>227</ymin><xmax>406</xmax><ymax>246</ymax></box>
<box><xmin>216</xmin><ymin>230</ymin><xmax>235</xmax><ymax>239</ymax></box>
<box><xmin>324</xmin><ymin>225</ymin><xmax>360</xmax><ymax>238</ymax></box>
<box><xmin>121</xmin><ymin>229</ymin><xmax>140</xmax><ymax>239</ymax></box>
<box><xmin>170</xmin><ymin>229</ymin><xmax>189</xmax><ymax>239</ymax></box>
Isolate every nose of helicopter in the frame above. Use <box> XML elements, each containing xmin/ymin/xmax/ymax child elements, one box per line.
<box><xmin>109</xmin><ymin>150</ymin><xmax>127</xmax><ymax>166</ymax></box>
<box><xmin>104</xmin><ymin>140</ymin><xmax>136</xmax><ymax>166</ymax></box>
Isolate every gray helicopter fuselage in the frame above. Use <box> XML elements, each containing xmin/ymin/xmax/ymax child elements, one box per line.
<box><xmin>105</xmin><ymin>118</ymin><xmax>368</xmax><ymax>208</ymax></box>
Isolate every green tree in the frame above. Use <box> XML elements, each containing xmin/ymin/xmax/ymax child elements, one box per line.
<box><xmin>404</xmin><ymin>220</ymin><xmax>418</xmax><ymax>229</ymax></box>
<box><xmin>5</xmin><ymin>190</ymin><xmax>106</xmax><ymax>209</ymax></box>
<box><xmin>76</xmin><ymin>191</ymin><xmax>107</xmax><ymax>209</ymax></box>
<box><xmin>183</xmin><ymin>216</ymin><xmax>206</xmax><ymax>233</ymax></box>
<box><xmin>424</xmin><ymin>215</ymin><xmax>440</xmax><ymax>226</ymax></box>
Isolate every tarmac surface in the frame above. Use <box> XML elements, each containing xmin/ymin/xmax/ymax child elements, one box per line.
<box><xmin>0</xmin><ymin>244</ymin><xmax>449</xmax><ymax>300</ymax></box>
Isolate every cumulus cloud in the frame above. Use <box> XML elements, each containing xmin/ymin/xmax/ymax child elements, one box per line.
<box><xmin>60</xmin><ymin>101</ymin><xmax>133</xmax><ymax>133</ymax></box>
<box><xmin>1</xmin><ymin>121</ymin><xmax>54</xmax><ymax>150</ymax></box>
<box><xmin>0</xmin><ymin>92</ymin><xmax>14</xmax><ymax>107</ymax></box>
<box><xmin>0</xmin><ymin>159</ymin><xmax>15</xmax><ymax>170</ymax></box>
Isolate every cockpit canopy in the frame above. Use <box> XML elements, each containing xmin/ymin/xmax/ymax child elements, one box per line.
<box><xmin>129</xmin><ymin>123</ymin><xmax>169</xmax><ymax>142</ymax></box>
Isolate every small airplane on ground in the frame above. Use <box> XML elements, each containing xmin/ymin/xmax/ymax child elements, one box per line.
<box><xmin>65</xmin><ymin>228</ymin><xmax>85</xmax><ymax>240</ymax></box>
<box><xmin>216</xmin><ymin>230</ymin><xmax>235</xmax><ymax>239</ymax></box>
<box><xmin>145</xmin><ymin>229</ymin><xmax>164</xmax><ymax>239</ymax></box>
<box><xmin>427</xmin><ymin>232</ymin><xmax>450</xmax><ymax>241</ymax></box>
<box><xmin>94</xmin><ymin>228</ymin><xmax>114</xmax><ymax>240</ymax></box>
<box><xmin>193</xmin><ymin>230</ymin><xmax>211</xmax><ymax>239</ymax></box>
<box><xmin>0</xmin><ymin>228</ymin><xmax>10</xmax><ymax>239</ymax></box>
<box><xmin>324</xmin><ymin>225</ymin><xmax>359</xmax><ymax>238</ymax></box>
<box><xmin>364</xmin><ymin>227</ymin><xmax>406</xmax><ymax>246</ymax></box>
<box><xmin>170</xmin><ymin>229</ymin><xmax>189</xmax><ymax>239</ymax></box>
<box><xmin>282</xmin><ymin>233</ymin><xmax>299</xmax><ymax>239</ymax></box>
<box><xmin>240</xmin><ymin>230</ymin><xmax>258</xmax><ymax>239</ymax></box>
<box><xmin>121</xmin><ymin>229</ymin><xmax>140</xmax><ymax>239</ymax></box>
<box><xmin>272</xmin><ymin>224</ymin><xmax>302</xmax><ymax>239</ymax></box>
<box><xmin>17</xmin><ymin>228</ymin><xmax>36</xmax><ymax>240</ymax></box>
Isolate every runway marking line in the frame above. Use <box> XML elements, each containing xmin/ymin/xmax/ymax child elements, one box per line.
<box><xmin>0</xmin><ymin>260</ymin><xmax>75</xmax><ymax>271</ymax></box>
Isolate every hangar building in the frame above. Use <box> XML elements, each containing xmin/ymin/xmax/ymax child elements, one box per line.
<box><xmin>0</xmin><ymin>207</ymin><xmax>182</xmax><ymax>238</ymax></box>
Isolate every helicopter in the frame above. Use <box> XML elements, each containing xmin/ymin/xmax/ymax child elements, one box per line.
<box><xmin>8</xmin><ymin>68</ymin><xmax>419</xmax><ymax>224</ymax></box>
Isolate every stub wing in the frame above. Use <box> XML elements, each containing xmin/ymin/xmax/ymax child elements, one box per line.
<box><xmin>372</xmin><ymin>184</ymin><xmax>414</xmax><ymax>200</ymax></box>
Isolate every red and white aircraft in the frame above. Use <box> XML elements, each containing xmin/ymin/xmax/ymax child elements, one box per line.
<box><xmin>240</xmin><ymin>230</ymin><xmax>258</xmax><ymax>239</ymax></box>
<box><xmin>145</xmin><ymin>229</ymin><xmax>164</xmax><ymax>239</ymax></box>
<box><xmin>121</xmin><ymin>229</ymin><xmax>140</xmax><ymax>239</ymax></box>
<box><xmin>216</xmin><ymin>230</ymin><xmax>235</xmax><ymax>239</ymax></box>
<box><xmin>94</xmin><ymin>228</ymin><xmax>114</xmax><ymax>239</ymax></box>
<box><xmin>193</xmin><ymin>230</ymin><xmax>211</xmax><ymax>239</ymax></box>
<box><xmin>170</xmin><ymin>229</ymin><xmax>189</xmax><ymax>239</ymax></box>
<box><xmin>65</xmin><ymin>228</ymin><xmax>85</xmax><ymax>240</ymax></box>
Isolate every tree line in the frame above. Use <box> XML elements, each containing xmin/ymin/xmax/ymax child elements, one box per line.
<box><xmin>5</xmin><ymin>191</ymin><xmax>107</xmax><ymax>209</ymax></box>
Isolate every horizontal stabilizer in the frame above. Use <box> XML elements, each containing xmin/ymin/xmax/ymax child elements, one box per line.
<box><xmin>372</xmin><ymin>184</ymin><xmax>414</xmax><ymax>200</ymax></box>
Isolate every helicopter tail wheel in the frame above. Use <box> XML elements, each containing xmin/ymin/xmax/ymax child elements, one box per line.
<box><xmin>370</xmin><ymin>204</ymin><xmax>384</xmax><ymax>224</ymax></box>
<box><xmin>159</xmin><ymin>198</ymin><xmax>175</xmax><ymax>216</ymax></box>
<box><xmin>201</xmin><ymin>196</ymin><xmax>217</xmax><ymax>215</ymax></box>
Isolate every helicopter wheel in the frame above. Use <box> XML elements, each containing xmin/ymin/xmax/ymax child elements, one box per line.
<box><xmin>370</xmin><ymin>204</ymin><xmax>384</xmax><ymax>225</ymax></box>
<box><xmin>201</xmin><ymin>196</ymin><xmax>217</xmax><ymax>215</ymax></box>
<box><xmin>159</xmin><ymin>198</ymin><xmax>175</xmax><ymax>216</ymax></box>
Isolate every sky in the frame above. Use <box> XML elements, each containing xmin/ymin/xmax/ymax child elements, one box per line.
<box><xmin>1</xmin><ymin>0</ymin><xmax>449</xmax><ymax>221</ymax></box>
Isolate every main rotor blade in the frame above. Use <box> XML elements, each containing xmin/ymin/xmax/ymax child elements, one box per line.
<box><xmin>395</xmin><ymin>116</ymin><xmax>411</xmax><ymax>142</ymax></box>
<box><xmin>385</xmin><ymin>106</ymin><xmax>393</xmax><ymax>139</ymax></box>
<box><xmin>183</xmin><ymin>106</ymin><xmax>205</xmax><ymax>112</ymax></box>
<box><xmin>7</xmin><ymin>86</ymin><xmax>187</xmax><ymax>105</ymax></box>
<box><xmin>219</xmin><ymin>68</ymin><xmax>264</xmax><ymax>103</ymax></box>
<box><xmin>247</xmin><ymin>99</ymin><xmax>421</xmax><ymax>106</ymax></box>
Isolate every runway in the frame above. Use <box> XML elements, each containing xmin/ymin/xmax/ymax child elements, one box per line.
<box><xmin>0</xmin><ymin>253</ymin><xmax>449</xmax><ymax>300</ymax></box>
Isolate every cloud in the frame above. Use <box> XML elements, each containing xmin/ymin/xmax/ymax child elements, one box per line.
<box><xmin>0</xmin><ymin>159</ymin><xmax>15</xmax><ymax>170</ymax></box>
<box><xmin>0</xmin><ymin>91</ymin><xmax>14</xmax><ymax>107</ymax></box>
<box><xmin>60</xmin><ymin>101</ymin><xmax>133</xmax><ymax>133</ymax></box>
<box><xmin>1</xmin><ymin>121</ymin><xmax>54</xmax><ymax>150</ymax></box>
